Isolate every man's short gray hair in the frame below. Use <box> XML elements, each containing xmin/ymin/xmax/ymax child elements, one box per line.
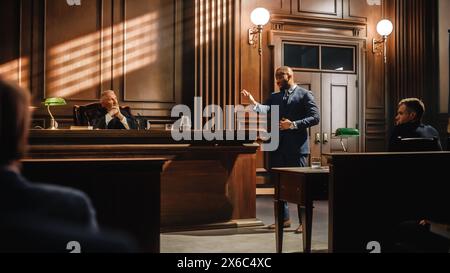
<box><xmin>101</xmin><ymin>90</ymin><xmax>115</xmax><ymax>98</ymax></box>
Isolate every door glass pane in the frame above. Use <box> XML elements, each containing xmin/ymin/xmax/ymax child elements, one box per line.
<box><xmin>321</xmin><ymin>46</ymin><xmax>354</xmax><ymax>72</ymax></box>
<box><xmin>283</xmin><ymin>44</ymin><xmax>319</xmax><ymax>69</ymax></box>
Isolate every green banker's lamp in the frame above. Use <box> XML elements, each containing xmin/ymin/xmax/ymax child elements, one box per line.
<box><xmin>44</xmin><ymin>98</ymin><xmax>66</xmax><ymax>130</ymax></box>
<box><xmin>335</xmin><ymin>128</ymin><xmax>360</xmax><ymax>152</ymax></box>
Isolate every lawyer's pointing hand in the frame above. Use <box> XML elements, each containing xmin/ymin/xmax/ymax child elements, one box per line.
<box><xmin>241</xmin><ymin>89</ymin><xmax>257</xmax><ymax>105</ymax></box>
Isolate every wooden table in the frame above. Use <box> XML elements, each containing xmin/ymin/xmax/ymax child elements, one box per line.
<box><xmin>271</xmin><ymin>167</ymin><xmax>329</xmax><ymax>253</ymax></box>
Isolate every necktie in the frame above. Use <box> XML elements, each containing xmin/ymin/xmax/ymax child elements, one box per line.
<box><xmin>281</xmin><ymin>90</ymin><xmax>289</xmax><ymax>117</ymax></box>
<box><xmin>283</xmin><ymin>90</ymin><xmax>289</xmax><ymax>102</ymax></box>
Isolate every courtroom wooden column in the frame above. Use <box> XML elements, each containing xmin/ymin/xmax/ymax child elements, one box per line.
<box><xmin>194</xmin><ymin>0</ymin><xmax>240</xmax><ymax>111</ymax></box>
<box><xmin>385</xmin><ymin>0</ymin><xmax>439</xmax><ymax>129</ymax></box>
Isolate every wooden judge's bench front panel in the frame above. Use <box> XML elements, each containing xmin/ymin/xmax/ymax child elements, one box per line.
<box><xmin>25</xmin><ymin>130</ymin><xmax>259</xmax><ymax>231</ymax></box>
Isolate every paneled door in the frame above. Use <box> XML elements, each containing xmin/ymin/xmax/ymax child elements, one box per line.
<box><xmin>321</xmin><ymin>73</ymin><xmax>359</xmax><ymax>154</ymax></box>
<box><xmin>294</xmin><ymin>71</ymin><xmax>322</xmax><ymax>158</ymax></box>
<box><xmin>270</xmin><ymin>33</ymin><xmax>364</xmax><ymax>165</ymax></box>
<box><xmin>294</xmin><ymin>72</ymin><xmax>359</xmax><ymax>161</ymax></box>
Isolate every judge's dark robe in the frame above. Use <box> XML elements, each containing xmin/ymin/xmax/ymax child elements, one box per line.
<box><xmin>91</xmin><ymin>108</ymin><xmax>138</xmax><ymax>129</ymax></box>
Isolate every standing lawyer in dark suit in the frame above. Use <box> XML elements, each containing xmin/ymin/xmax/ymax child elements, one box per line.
<box><xmin>388</xmin><ymin>97</ymin><xmax>442</xmax><ymax>151</ymax></box>
<box><xmin>0</xmin><ymin>78</ymin><xmax>98</xmax><ymax>232</ymax></box>
<box><xmin>92</xmin><ymin>90</ymin><xmax>138</xmax><ymax>130</ymax></box>
<box><xmin>241</xmin><ymin>66</ymin><xmax>320</xmax><ymax>233</ymax></box>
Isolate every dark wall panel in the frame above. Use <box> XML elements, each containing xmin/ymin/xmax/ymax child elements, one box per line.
<box><xmin>293</xmin><ymin>0</ymin><xmax>342</xmax><ymax>18</ymax></box>
<box><xmin>0</xmin><ymin>0</ymin><xmax>21</xmax><ymax>82</ymax></box>
<box><xmin>257</xmin><ymin>0</ymin><xmax>291</xmax><ymax>14</ymax></box>
<box><xmin>386</xmin><ymin>0</ymin><xmax>440</xmax><ymax>128</ymax></box>
<box><xmin>2</xmin><ymin>0</ymin><xmax>183</xmax><ymax>126</ymax></box>
<box><xmin>345</xmin><ymin>0</ymin><xmax>368</xmax><ymax>21</ymax></box>
<box><xmin>44</xmin><ymin>0</ymin><xmax>102</xmax><ymax>101</ymax></box>
<box><xmin>123</xmin><ymin>0</ymin><xmax>176</xmax><ymax>103</ymax></box>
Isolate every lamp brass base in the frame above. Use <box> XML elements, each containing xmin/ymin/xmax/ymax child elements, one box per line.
<box><xmin>48</xmin><ymin>119</ymin><xmax>58</xmax><ymax>130</ymax></box>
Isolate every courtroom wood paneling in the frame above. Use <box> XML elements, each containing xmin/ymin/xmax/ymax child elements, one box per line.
<box><xmin>365</xmin><ymin>121</ymin><xmax>386</xmax><ymax>152</ymax></box>
<box><xmin>365</xmin><ymin>108</ymin><xmax>387</xmax><ymax>151</ymax></box>
<box><xmin>386</xmin><ymin>0</ymin><xmax>440</xmax><ymax>128</ymax></box>
<box><xmin>20</xmin><ymin>0</ymin><xmax>33</xmax><ymax>90</ymax></box>
<box><xmin>240</xmin><ymin>0</ymin><xmax>261</xmax><ymax>105</ymax></box>
<box><xmin>30</xmin><ymin>0</ymin><xmax>45</xmax><ymax>103</ymax></box>
<box><xmin>363</xmin><ymin>0</ymin><xmax>384</xmax><ymax>151</ymax></box>
<box><xmin>195</xmin><ymin>0</ymin><xmax>239</xmax><ymax>115</ymax></box>
<box><xmin>228</xmin><ymin>153</ymin><xmax>256</xmax><ymax>219</ymax></box>
<box><xmin>44</xmin><ymin>0</ymin><xmax>102</xmax><ymax>101</ymax></box>
<box><xmin>257</xmin><ymin>0</ymin><xmax>291</xmax><ymax>15</ymax></box>
<box><xmin>123</xmin><ymin>0</ymin><xmax>177</xmax><ymax>103</ymax></box>
<box><xmin>344</xmin><ymin>0</ymin><xmax>369</xmax><ymax>22</ymax></box>
<box><xmin>292</xmin><ymin>0</ymin><xmax>342</xmax><ymax>18</ymax></box>
<box><xmin>0</xmin><ymin>0</ymin><xmax>21</xmax><ymax>82</ymax></box>
<box><xmin>161</xmin><ymin>152</ymin><xmax>257</xmax><ymax>228</ymax></box>
<box><xmin>161</xmin><ymin>160</ymin><xmax>231</xmax><ymax>225</ymax></box>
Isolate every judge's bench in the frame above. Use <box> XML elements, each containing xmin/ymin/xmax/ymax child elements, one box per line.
<box><xmin>23</xmin><ymin>129</ymin><xmax>260</xmax><ymax>252</ymax></box>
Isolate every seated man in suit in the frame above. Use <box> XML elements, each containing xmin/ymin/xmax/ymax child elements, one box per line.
<box><xmin>0</xmin><ymin>78</ymin><xmax>102</xmax><ymax>250</ymax></box>
<box><xmin>388</xmin><ymin>98</ymin><xmax>442</xmax><ymax>151</ymax></box>
<box><xmin>387</xmin><ymin>98</ymin><xmax>448</xmax><ymax>252</ymax></box>
<box><xmin>92</xmin><ymin>90</ymin><xmax>137</xmax><ymax>129</ymax></box>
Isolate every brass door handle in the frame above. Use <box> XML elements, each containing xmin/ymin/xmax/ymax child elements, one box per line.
<box><xmin>323</xmin><ymin>133</ymin><xmax>329</xmax><ymax>144</ymax></box>
<box><xmin>315</xmin><ymin>133</ymin><xmax>321</xmax><ymax>144</ymax></box>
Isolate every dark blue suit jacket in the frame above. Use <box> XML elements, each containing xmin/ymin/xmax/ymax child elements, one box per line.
<box><xmin>258</xmin><ymin>85</ymin><xmax>320</xmax><ymax>156</ymax></box>
<box><xmin>0</xmin><ymin>169</ymin><xmax>98</xmax><ymax>232</ymax></box>
<box><xmin>388</xmin><ymin>122</ymin><xmax>443</xmax><ymax>151</ymax></box>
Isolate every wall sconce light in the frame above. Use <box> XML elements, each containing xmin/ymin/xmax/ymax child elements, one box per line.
<box><xmin>248</xmin><ymin>7</ymin><xmax>270</xmax><ymax>56</ymax></box>
<box><xmin>373</xmin><ymin>19</ymin><xmax>393</xmax><ymax>63</ymax></box>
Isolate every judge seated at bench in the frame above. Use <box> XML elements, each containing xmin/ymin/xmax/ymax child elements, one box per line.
<box><xmin>92</xmin><ymin>90</ymin><xmax>138</xmax><ymax>130</ymax></box>
<box><xmin>388</xmin><ymin>98</ymin><xmax>442</xmax><ymax>152</ymax></box>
